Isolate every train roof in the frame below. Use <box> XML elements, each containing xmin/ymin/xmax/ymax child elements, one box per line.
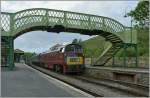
<box><xmin>40</xmin><ymin>43</ymin><xmax>81</xmax><ymax>54</ymax></box>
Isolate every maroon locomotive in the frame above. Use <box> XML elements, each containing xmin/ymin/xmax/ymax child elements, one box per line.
<box><xmin>32</xmin><ymin>43</ymin><xmax>85</xmax><ymax>74</ymax></box>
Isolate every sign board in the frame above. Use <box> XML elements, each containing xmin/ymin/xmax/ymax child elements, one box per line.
<box><xmin>84</xmin><ymin>58</ymin><xmax>92</xmax><ymax>65</ymax></box>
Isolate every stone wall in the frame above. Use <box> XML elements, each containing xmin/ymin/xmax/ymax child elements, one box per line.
<box><xmin>85</xmin><ymin>67</ymin><xmax>149</xmax><ymax>86</ymax></box>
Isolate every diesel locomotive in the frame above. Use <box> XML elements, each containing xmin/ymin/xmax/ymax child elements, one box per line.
<box><xmin>31</xmin><ymin>43</ymin><xmax>85</xmax><ymax>74</ymax></box>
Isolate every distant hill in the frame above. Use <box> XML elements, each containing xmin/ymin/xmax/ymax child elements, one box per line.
<box><xmin>80</xmin><ymin>36</ymin><xmax>111</xmax><ymax>58</ymax></box>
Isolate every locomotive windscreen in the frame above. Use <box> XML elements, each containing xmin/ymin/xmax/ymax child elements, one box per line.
<box><xmin>65</xmin><ymin>44</ymin><xmax>82</xmax><ymax>53</ymax></box>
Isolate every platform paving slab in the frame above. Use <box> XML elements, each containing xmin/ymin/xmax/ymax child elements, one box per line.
<box><xmin>1</xmin><ymin>63</ymin><xmax>90</xmax><ymax>97</ymax></box>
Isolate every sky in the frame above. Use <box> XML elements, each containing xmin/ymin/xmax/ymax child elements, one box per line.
<box><xmin>1</xmin><ymin>1</ymin><xmax>139</xmax><ymax>53</ymax></box>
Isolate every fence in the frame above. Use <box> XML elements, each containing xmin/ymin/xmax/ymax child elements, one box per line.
<box><xmin>86</xmin><ymin>57</ymin><xmax>149</xmax><ymax>68</ymax></box>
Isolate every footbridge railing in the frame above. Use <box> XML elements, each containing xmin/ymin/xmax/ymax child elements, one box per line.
<box><xmin>1</xmin><ymin>8</ymin><xmax>136</xmax><ymax>44</ymax></box>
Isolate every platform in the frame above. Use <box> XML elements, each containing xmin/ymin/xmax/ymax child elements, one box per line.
<box><xmin>85</xmin><ymin>66</ymin><xmax>149</xmax><ymax>86</ymax></box>
<box><xmin>1</xmin><ymin>63</ymin><xmax>91</xmax><ymax>97</ymax></box>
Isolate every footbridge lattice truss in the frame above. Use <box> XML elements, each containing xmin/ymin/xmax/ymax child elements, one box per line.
<box><xmin>1</xmin><ymin>8</ymin><xmax>137</xmax><ymax>68</ymax></box>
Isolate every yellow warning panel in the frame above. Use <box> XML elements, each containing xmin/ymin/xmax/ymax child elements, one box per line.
<box><xmin>67</xmin><ymin>57</ymin><xmax>83</xmax><ymax>65</ymax></box>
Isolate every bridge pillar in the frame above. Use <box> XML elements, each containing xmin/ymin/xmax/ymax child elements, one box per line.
<box><xmin>7</xmin><ymin>36</ymin><xmax>15</xmax><ymax>70</ymax></box>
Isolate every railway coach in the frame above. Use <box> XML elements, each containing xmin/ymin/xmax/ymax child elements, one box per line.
<box><xmin>31</xmin><ymin>44</ymin><xmax>85</xmax><ymax>74</ymax></box>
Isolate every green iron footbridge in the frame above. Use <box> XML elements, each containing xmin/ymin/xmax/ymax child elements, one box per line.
<box><xmin>1</xmin><ymin>8</ymin><xmax>138</xmax><ymax>70</ymax></box>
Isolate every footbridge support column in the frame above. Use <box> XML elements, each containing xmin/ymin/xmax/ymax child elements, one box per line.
<box><xmin>7</xmin><ymin>36</ymin><xmax>15</xmax><ymax>70</ymax></box>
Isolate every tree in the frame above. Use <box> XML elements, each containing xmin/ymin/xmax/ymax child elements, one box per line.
<box><xmin>127</xmin><ymin>1</ymin><xmax>149</xmax><ymax>28</ymax></box>
<box><xmin>23</xmin><ymin>52</ymin><xmax>36</xmax><ymax>63</ymax></box>
<box><xmin>72</xmin><ymin>38</ymin><xmax>82</xmax><ymax>44</ymax></box>
<box><xmin>72</xmin><ymin>38</ymin><xmax>78</xmax><ymax>44</ymax></box>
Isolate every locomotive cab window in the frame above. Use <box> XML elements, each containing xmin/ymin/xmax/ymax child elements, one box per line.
<box><xmin>65</xmin><ymin>45</ymin><xmax>74</xmax><ymax>52</ymax></box>
<box><xmin>65</xmin><ymin>44</ymin><xmax>83</xmax><ymax>52</ymax></box>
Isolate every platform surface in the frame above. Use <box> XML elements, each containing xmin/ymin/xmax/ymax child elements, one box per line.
<box><xmin>1</xmin><ymin>63</ymin><xmax>90</xmax><ymax>97</ymax></box>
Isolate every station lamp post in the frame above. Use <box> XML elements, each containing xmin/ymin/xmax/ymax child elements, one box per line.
<box><xmin>124</xmin><ymin>6</ymin><xmax>133</xmax><ymax>44</ymax></box>
<box><xmin>123</xmin><ymin>6</ymin><xmax>134</xmax><ymax>67</ymax></box>
<box><xmin>123</xmin><ymin>6</ymin><xmax>138</xmax><ymax>67</ymax></box>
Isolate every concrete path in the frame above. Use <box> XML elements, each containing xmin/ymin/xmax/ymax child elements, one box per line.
<box><xmin>1</xmin><ymin>63</ymin><xmax>91</xmax><ymax>97</ymax></box>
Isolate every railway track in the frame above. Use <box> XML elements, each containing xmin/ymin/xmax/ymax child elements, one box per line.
<box><xmin>71</xmin><ymin>75</ymin><xmax>149</xmax><ymax>97</ymax></box>
<box><xmin>28</xmin><ymin>64</ymin><xmax>149</xmax><ymax>97</ymax></box>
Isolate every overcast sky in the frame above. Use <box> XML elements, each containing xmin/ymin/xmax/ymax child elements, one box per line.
<box><xmin>1</xmin><ymin>1</ymin><xmax>139</xmax><ymax>53</ymax></box>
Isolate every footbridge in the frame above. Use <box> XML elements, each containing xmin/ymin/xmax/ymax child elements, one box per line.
<box><xmin>1</xmin><ymin>8</ymin><xmax>138</xmax><ymax>70</ymax></box>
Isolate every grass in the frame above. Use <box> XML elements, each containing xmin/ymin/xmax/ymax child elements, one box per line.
<box><xmin>80</xmin><ymin>36</ymin><xmax>111</xmax><ymax>58</ymax></box>
<box><xmin>80</xmin><ymin>28</ymin><xmax>149</xmax><ymax>58</ymax></box>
